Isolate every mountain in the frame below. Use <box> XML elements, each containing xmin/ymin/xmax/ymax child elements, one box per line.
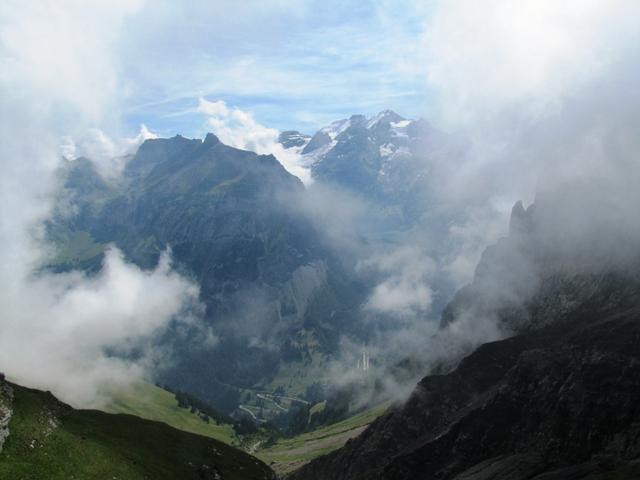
<box><xmin>282</xmin><ymin>110</ymin><xmax>455</xmax><ymax>227</ymax></box>
<box><xmin>0</xmin><ymin>377</ymin><xmax>274</xmax><ymax>480</ymax></box>
<box><xmin>289</xmin><ymin>202</ymin><xmax>640</xmax><ymax>480</ymax></box>
<box><xmin>51</xmin><ymin>133</ymin><xmax>368</xmax><ymax>415</ymax></box>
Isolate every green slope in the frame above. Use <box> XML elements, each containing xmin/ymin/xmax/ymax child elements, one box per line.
<box><xmin>256</xmin><ymin>402</ymin><xmax>389</xmax><ymax>475</ymax></box>
<box><xmin>0</xmin><ymin>382</ymin><xmax>273</xmax><ymax>480</ymax></box>
<box><xmin>105</xmin><ymin>382</ymin><xmax>237</xmax><ymax>445</ymax></box>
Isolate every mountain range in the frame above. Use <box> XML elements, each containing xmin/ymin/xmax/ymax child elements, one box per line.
<box><xmin>51</xmin><ymin>110</ymin><xmax>453</xmax><ymax>418</ymax></box>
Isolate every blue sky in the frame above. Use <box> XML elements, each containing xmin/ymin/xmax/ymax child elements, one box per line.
<box><xmin>115</xmin><ymin>0</ymin><xmax>436</xmax><ymax>137</ymax></box>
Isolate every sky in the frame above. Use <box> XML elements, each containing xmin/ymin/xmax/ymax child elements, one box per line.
<box><xmin>108</xmin><ymin>0</ymin><xmax>436</xmax><ymax>137</ymax></box>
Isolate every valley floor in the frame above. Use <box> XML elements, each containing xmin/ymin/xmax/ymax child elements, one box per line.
<box><xmin>256</xmin><ymin>403</ymin><xmax>389</xmax><ymax>475</ymax></box>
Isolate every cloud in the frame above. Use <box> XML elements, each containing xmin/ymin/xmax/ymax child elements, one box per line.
<box><xmin>197</xmin><ymin>97</ymin><xmax>230</xmax><ymax>117</ymax></box>
<box><xmin>361</xmin><ymin>246</ymin><xmax>435</xmax><ymax>316</ymax></box>
<box><xmin>419</xmin><ymin>0</ymin><xmax>640</xmax><ymax>284</ymax></box>
<box><xmin>197</xmin><ymin>97</ymin><xmax>313</xmax><ymax>184</ymax></box>
<box><xmin>61</xmin><ymin>124</ymin><xmax>158</xmax><ymax>178</ymax></box>
<box><xmin>0</xmin><ymin>0</ymin><xmax>202</xmax><ymax>407</ymax></box>
<box><xmin>0</xmin><ymin>248</ymin><xmax>200</xmax><ymax>407</ymax></box>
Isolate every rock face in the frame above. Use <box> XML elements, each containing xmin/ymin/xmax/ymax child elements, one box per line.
<box><xmin>0</xmin><ymin>380</ymin><xmax>13</xmax><ymax>453</ymax></box>
<box><xmin>290</xmin><ymin>202</ymin><xmax>640</xmax><ymax>480</ymax></box>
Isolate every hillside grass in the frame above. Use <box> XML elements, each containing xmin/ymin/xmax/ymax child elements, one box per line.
<box><xmin>0</xmin><ymin>383</ymin><xmax>272</xmax><ymax>480</ymax></box>
<box><xmin>100</xmin><ymin>380</ymin><xmax>390</xmax><ymax>476</ymax></box>
<box><xmin>256</xmin><ymin>402</ymin><xmax>389</xmax><ymax>475</ymax></box>
<box><xmin>104</xmin><ymin>381</ymin><xmax>237</xmax><ymax>445</ymax></box>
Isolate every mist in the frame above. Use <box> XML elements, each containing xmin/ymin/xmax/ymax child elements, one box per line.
<box><xmin>0</xmin><ymin>0</ymin><xmax>202</xmax><ymax>407</ymax></box>
<box><xmin>401</xmin><ymin>0</ymin><xmax>640</xmax><ymax>368</ymax></box>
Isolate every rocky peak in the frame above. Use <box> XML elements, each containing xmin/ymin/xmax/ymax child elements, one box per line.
<box><xmin>509</xmin><ymin>200</ymin><xmax>535</xmax><ymax>238</ymax></box>
<box><xmin>203</xmin><ymin>132</ymin><xmax>220</xmax><ymax>146</ymax></box>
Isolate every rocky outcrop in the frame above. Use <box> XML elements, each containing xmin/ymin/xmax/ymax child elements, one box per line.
<box><xmin>0</xmin><ymin>379</ymin><xmax>14</xmax><ymax>453</ymax></box>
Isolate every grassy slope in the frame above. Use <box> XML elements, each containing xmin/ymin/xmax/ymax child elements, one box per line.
<box><xmin>105</xmin><ymin>382</ymin><xmax>236</xmax><ymax>445</ymax></box>
<box><xmin>256</xmin><ymin>402</ymin><xmax>389</xmax><ymax>476</ymax></box>
<box><xmin>104</xmin><ymin>381</ymin><xmax>389</xmax><ymax>476</ymax></box>
<box><xmin>0</xmin><ymin>383</ymin><xmax>273</xmax><ymax>480</ymax></box>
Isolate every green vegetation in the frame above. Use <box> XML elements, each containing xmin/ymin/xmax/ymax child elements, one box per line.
<box><xmin>48</xmin><ymin>229</ymin><xmax>105</xmax><ymax>266</ymax></box>
<box><xmin>85</xmin><ymin>380</ymin><xmax>389</xmax><ymax>477</ymax></box>
<box><xmin>0</xmin><ymin>382</ymin><xmax>273</xmax><ymax>480</ymax></box>
<box><xmin>309</xmin><ymin>400</ymin><xmax>326</xmax><ymax>415</ymax></box>
<box><xmin>105</xmin><ymin>381</ymin><xmax>237</xmax><ymax>445</ymax></box>
<box><xmin>256</xmin><ymin>402</ymin><xmax>389</xmax><ymax>475</ymax></box>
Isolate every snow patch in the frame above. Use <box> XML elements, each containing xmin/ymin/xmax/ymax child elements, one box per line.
<box><xmin>391</xmin><ymin>120</ymin><xmax>411</xmax><ymax>128</ymax></box>
<box><xmin>321</xmin><ymin>118</ymin><xmax>351</xmax><ymax>140</ymax></box>
<box><xmin>379</xmin><ymin>143</ymin><xmax>396</xmax><ymax>157</ymax></box>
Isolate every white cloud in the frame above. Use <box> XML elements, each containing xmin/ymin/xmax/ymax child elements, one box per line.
<box><xmin>361</xmin><ymin>246</ymin><xmax>435</xmax><ymax>316</ymax></box>
<box><xmin>425</xmin><ymin>0</ymin><xmax>636</xmax><ymax>126</ymax></box>
<box><xmin>197</xmin><ymin>97</ymin><xmax>313</xmax><ymax>184</ymax></box>
<box><xmin>61</xmin><ymin>124</ymin><xmax>158</xmax><ymax>179</ymax></box>
<box><xmin>1</xmin><ymin>248</ymin><xmax>199</xmax><ymax>407</ymax></box>
<box><xmin>197</xmin><ymin>97</ymin><xmax>229</xmax><ymax>117</ymax></box>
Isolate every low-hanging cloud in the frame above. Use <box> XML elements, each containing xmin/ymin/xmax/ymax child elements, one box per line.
<box><xmin>61</xmin><ymin>124</ymin><xmax>158</xmax><ymax>179</ymax></box>
<box><xmin>0</xmin><ymin>0</ymin><xmax>203</xmax><ymax>407</ymax></box>
<box><xmin>1</xmin><ymin>248</ymin><xmax>200</xmax><ymax>407</ymax></box>
<box><xmin>360</xmin><ymin>246</ymin><xmax>435</xmax><ymax>317</ymax></box>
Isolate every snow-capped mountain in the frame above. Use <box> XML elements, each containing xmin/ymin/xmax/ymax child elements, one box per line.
<box><xmin>281</xmin><ymin>110</ymin><xmax>452</xmax><ymax>225</ymax></box>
